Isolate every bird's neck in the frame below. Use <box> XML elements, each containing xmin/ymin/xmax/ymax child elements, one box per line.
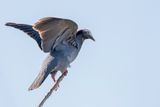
<box><xmin>76</xmin><ymin>35</ymin><xmax>85</xmax><ymax>50</ymax></box>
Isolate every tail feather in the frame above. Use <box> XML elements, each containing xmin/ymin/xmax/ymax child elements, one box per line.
<box><xmin>5</xmin><ymin>22</ymin><xmax>42</xmax><ymax>49</ymax></box>
<box><xmin>28</xmin><ymin>70</ymin><xmax>50</xmax><ymax>91</ymax></box>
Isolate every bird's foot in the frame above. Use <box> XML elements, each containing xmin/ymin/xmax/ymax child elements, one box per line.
<box><xmin>54</xmin><ymin>70</ymin><xmax>68</xmax><ymax>91</ymax></box>
<box><xmin>64</xmin><ymin>70</ymin><xmax>68</xmax><ymax>76</ymax></box>
<box><xmin>51</xmin><ymin>70</ymin><xmax>68</xmax><ymax>91</ymax></box>
<box><xmin>54</xmin><ymin>84</ymin><xmax>59</xmax><ymax>91</ymax></box>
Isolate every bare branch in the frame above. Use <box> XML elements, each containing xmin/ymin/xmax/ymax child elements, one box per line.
<box><xmin>38</xmin><ymin>72</ymin><xmax>66</xmax><ymax>107</ymax></box>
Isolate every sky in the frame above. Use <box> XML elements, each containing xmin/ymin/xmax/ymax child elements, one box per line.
<box><xmin>0</xmin><ymin>0</ymin><xmax>160</xmax><ymax>107</ymax></box>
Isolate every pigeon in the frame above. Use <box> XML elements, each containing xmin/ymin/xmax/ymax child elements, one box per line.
<box><xmin>5</xmin><ymin>17</ymin><xmax>95</xmax><ymax>91</ymax></box>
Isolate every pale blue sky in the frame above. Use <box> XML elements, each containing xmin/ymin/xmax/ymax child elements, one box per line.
<box><xmin>0</xmin><ymin>0</ymin><xmax>160</xmax><ymax>107</ymax></box>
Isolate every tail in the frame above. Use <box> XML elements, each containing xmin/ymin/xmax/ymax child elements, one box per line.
<box><xmin>28</xmin><ymin>69</ymin><xmax>50</xmax><ymax>91</ymax></box>
<box><xmin>5</xmin><ymin>22</ymin><xmax>42</xmax><ymax>49</ymax></box>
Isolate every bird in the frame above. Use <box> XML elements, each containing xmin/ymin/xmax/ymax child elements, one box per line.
<box><xmin>5</xmin><ymin>17</ymin><xmax>95</xmax><ymax>91</ymax></box>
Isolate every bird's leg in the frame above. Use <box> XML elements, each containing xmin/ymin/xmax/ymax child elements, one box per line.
<box><xmin>54</xmin><ymin>70</ymin><xmax>68</xmax><ymax>91</ymax></box>
<box><xmin>50</xmin><ymin>70</ymin><xmax>68</xmax><ymax>91</ymax></box>
<box><xmin>51</xmin><ymin>71</ymin><xmax>57</xmax><ymax>82</ymax></box>
<box><xmin>51</xmin><ymin>71</ymin><xmax>60</xmax><ymax>91</ymax></box>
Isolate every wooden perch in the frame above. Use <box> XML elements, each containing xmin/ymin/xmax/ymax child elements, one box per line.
<box><xmin>38</xmin><ymin>72</ymin><xmax>66</xmax><ymax>107</ymax></box>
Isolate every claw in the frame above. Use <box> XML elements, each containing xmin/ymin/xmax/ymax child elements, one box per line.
<box><xmin>55</xmin><ymin>84</ymin><xmax>59</xmax><ymax>91</ymax></box>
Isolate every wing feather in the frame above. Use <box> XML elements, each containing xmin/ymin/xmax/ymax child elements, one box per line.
<box><xmin>33</xmin><ymin>17</ymin><xmax>78</xmax><ymax>52</ymax></box>
<box><xmin>5</xmin><ymin>22</ymin><xmax>42</xmax><ymax>49</ymax></box>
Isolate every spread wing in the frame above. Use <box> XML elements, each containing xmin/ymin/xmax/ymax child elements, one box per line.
<box><xmin>33</xmin><ymin>17</ymin><xmax>78</xmax><ymax>52</ymax></box>
<box><xmin>5</xmin><ymin>23</ymin><xmax>42</xmax><ymax>49</ymax></box>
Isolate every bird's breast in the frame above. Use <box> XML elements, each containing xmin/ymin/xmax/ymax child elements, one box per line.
<box><xmin>67</xmin><ymin>49</ymin><xmax>78</xmax><ymax>63</ymax></box>
<box><xmin>53</xmin><ymin>40</ymin><xmax>79</xmax><ymax>64</ymax></box>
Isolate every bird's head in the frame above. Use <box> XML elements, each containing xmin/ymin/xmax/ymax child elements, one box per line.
<box><xmin>76</xmin><ymin>29</ymin><xmax>95</xmax><ymax>41</ymax></box>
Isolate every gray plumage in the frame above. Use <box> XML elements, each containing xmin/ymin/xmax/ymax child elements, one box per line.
<box><xmin>5</xmin><ymin>17</ymin><xmax>95</xmax><ymax>91</ymax></box>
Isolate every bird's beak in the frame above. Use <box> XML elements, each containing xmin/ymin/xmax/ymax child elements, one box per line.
<box><xmin>88</xmin><ymin>35</ymin><xmax>95</xmax><ymax>41</ymax></box>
